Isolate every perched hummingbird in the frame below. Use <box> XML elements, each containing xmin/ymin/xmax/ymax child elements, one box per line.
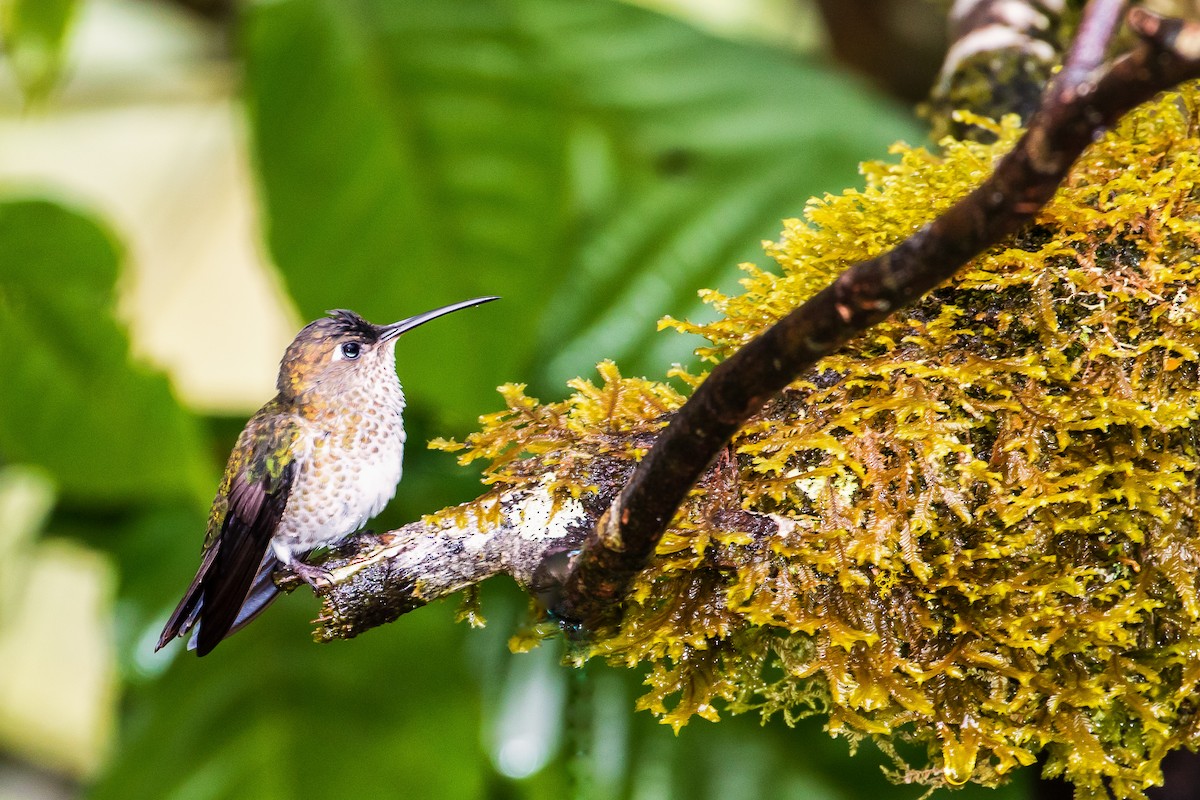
<box><xmin>157</xmin><ymin>296</ymin><xmax>498</xmax><ymax>656</ymax></box>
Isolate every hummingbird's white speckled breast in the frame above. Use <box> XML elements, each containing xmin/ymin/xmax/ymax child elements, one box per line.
<box><xmin>271</xmin><ymin>373</ymin><xmax>407</xmax><ymax>561</ymax></box>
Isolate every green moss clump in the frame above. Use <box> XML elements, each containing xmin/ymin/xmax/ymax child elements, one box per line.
<box><xmin>436</xmin><ymin>84</ymin><xmax>1200</xmax><ymax>799</ymax></box>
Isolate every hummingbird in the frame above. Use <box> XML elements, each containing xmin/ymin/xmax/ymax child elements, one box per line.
<box><xmin>156</xmin><ymin>296</ymin><xmax>498</xmax><ymax>656</ymax></box>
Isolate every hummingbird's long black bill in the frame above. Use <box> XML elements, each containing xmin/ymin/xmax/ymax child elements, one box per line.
<box><xmin>379</xmin><ymin>296</ymin><xmax>499</xmax><ymax>342</ymax></box>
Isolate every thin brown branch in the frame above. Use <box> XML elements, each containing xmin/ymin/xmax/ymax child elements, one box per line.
<box><xmin>1064</xmin><ymin>0</ymin><xmax>1126</xmax><ymax>75</ymax></box>
<box><xmin>551</xmin><ymin>2</ymin><xmax>1200</xmax><ymax>634</ymax></box>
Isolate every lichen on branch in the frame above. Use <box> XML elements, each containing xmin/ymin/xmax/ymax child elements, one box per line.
<box><xmin>929</xmin><ymin>0</ymin><xmax>1068</xmax><ymax>138</ymax></box>
<box><xmin>308</xmin><ymin>85</ymin><xmax>1200</xmax><ymax>800</ymax></box>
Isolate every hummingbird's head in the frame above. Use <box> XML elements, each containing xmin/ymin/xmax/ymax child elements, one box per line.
<box><xmin>276</xmin><ymin>297</ymin><xmax>499</xmax><ymax>400</ymax></box>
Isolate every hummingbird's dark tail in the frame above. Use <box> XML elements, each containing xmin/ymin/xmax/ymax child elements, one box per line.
<box><xmin>155</xmin><ymin>550</ymin><xmax>283</xmax><ymax>655</ymax></box>
<box><xmin>188</xmin><ymin>552</ymin><xmax>282</xmax><ymax>652</ymax></box>
<box><xmin>156</xmin><ymin>545</ymin><xmax>216</xmax><ymax>651</ymax></box>
<box><xmin>159</xmin><ymin>459</ymin><xmax>295</xmax><ymax>655</ymax></box>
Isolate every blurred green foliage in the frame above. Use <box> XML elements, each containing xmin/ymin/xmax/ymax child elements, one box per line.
<box><xmin>0</xmin><ymin>0</ymin><xmax>79</xmax><ymax>104</ymax></box>
<box><xmin>0</xmin><ymin>201</ymin><xmax>211</xmax><ymax>506</ymax></box>
<box><xmin>244</xmin><ymin>0</ymin><xmax>922</xmax><ymax>421</ymax></box>
<box><xmin>0</xmin><ymin>1</ymin><xmax>1033</xmax><ymax>798</ymax></box>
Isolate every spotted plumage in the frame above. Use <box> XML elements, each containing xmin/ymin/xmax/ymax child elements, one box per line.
<box><xmin>157</xmin><ymin>297</ymin><xmax>498</xmax><ymax>655</ymax></box>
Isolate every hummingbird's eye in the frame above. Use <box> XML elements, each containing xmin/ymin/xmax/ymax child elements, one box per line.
<box><xmin>340</xmin><ymin>342</ymin><xmax>362</xmax><ymax>360</ymax></box>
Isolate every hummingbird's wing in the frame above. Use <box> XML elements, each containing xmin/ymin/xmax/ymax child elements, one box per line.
<box><xmin>157</xmin><ymin>406</ymin><xmax>299</xmax><ymax>655</ymax></box>
<box><xmin>194</xmin><ymin>458</ymin><xmax>296</xmax><ymax>655</ymax></box>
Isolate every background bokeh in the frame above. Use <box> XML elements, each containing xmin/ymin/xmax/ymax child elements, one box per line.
<box><xmin>0</xmin><ymin>1</ymin><xmax>1036</xmax><ymax>798</ymax></box>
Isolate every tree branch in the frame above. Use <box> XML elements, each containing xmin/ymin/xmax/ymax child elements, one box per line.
<box><xmin>294</xmin><ymin>458</ymin><xmax>631</xmax><ymax>641</ymax></box>
<box><xmin>299</xmin><ymin>483</ymin><xmax>595</xmax><ymax>641</ymax></box>
<box><xmin>550</xmin><ymin>2</ymin><xmax>1200</xmax><ymax>633</ymax></box>
<box><xmin>929</xmin><ymin>0</ymin><xmax>1067</xmax><ymax>135</ymax></box>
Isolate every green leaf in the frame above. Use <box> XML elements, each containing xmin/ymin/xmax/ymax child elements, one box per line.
<box><xmin>1</xmin><ymin>0</ymin><xmax>80</xmax><ymax>104</ymax></box>
<box><xmin>0</xmin><ymin>200</ymin><xmax>212</xmax><ymax>505</ymax></box>
<box><xmin>93</xmin><ymin>595</ymin><xmax>487</xmax><ymax>800</ymax></box>
<box><xmin>242</xmin><ymin>0</ymin><xmax>922</xmax><ymax>426</ymax></box>
<box><xmin>520</xmin><ymin>5</ymin><xmax>925</xmax><ymax>389</ymax></box>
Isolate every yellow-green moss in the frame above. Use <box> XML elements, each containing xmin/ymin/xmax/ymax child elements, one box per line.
<box><xmin>436</xmin><ymin>84</ymin><xmax>1200</xmax><ymax>799</ymax></box>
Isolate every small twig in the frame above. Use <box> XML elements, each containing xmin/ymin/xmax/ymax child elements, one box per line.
<box><xmin>942</xmin><ymin>0</ymin><xmax>1065</xmax><ymax>85</ymax></box>
<box><xmin>1062</xmin><ymin>0</ymin><xmax>1125</xmax><ymax>78</ymax></box>
<box><xmin>552</xmin><ymin>2</ymin><xmax>1200</xmax><ymax>633</ymax></box>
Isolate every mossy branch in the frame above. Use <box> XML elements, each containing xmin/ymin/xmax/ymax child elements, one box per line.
<box><xmin>298</xmin><ymin>448</ymin><xmax>782</xmax><ymax>642</ymax></box>
<box><xmin>929</xmin><ymin>0</ymin><xmax>1068</xmax><ymax>136</ymax></box>
<box><xmin>296</xmin><ymin>484</ymin><xmax>600</xmax><ymax>641</ymax></box>
<box><xmin>289</xmin><ymin>460</ymin><xmax>623</xmax><ymax>640</ymax></box>
<box><xmin>549</xmin><ymin>3</ymin><xmax>1200</xmax><ymax>634</ymax></box>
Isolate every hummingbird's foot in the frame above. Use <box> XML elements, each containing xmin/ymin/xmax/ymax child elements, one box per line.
<box><xmin>289</xmin><ymin>561</ymin><xmax>336</xmax><ymax>593</ymax></box>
